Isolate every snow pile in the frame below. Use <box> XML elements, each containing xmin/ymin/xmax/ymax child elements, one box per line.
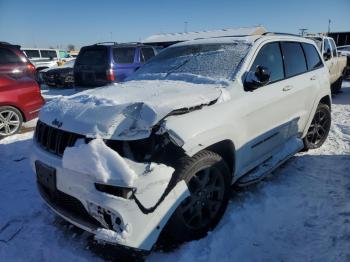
<box><xmin>62</xmin><ymin>139</ymin><xmax>137</xmax><ymax>185</ymax></box>
<box><xmin>62</xmin><ymin>138</ymin><xmax>175</xmax><ymax>199</ymax></box>
<box><xmin>39</xmin><ymin>80</ymin><xmax>224</xmax><ymax>140</ymax></box>
<box><xmin>94</xmin><ymin>227</ymin><xmax>130</xmax><ymax>244</ymax></box>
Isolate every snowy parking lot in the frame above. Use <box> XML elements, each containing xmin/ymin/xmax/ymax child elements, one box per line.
<box><xmin>0</xmin><ymin>82</ymin><xmax>349</xmax><ymax>262</ymax></box>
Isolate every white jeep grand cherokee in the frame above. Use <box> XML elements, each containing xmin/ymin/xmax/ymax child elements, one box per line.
<box><xmin>32</xmin><ymin>33</ymin><xmax>331</xmax><ymax>252</ymax></box>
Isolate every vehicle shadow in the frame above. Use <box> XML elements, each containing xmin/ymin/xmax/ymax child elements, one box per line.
<box><xmin>333</xmin><ymin>80</ymin><xmax>350</xmax><ymax>105</ymax></box>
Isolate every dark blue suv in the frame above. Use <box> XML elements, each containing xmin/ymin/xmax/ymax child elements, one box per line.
<box><xmin>74</xmin><ymin>42</ymin><xmax>158</xmax><ymax>87</ymax></box>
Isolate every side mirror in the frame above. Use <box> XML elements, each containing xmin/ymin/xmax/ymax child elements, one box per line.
<box><xmin>323</xmin><ymin>49</ymin><xmax>332</xmax><ymax>61</ymax></box>
<box><xmin>244</xmin><ymin>65</ymin><xmax>271</xmax><ymax>91</ymax></box>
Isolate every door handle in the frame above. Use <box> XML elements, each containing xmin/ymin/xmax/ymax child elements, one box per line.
<box><xmin>310</xmin><ymin>75</ymin><xmax>317</xmax><ymax>81</ymax></box>
<box><xmin>282</xmin><ymin>85</ymin><xmax>293</xmax><ymax>91</ymax></box>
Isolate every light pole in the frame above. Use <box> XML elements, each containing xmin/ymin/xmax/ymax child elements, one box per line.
<box><xmin>299</xmin><ymin>28</ymin><xmax>308</xmax><ymax>37</ymax></box>
<box><xmin>184</xmin><ymin>21</ymin><xmax>188</xmax><ymax>33</ymax></box>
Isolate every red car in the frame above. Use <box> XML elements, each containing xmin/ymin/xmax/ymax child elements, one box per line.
<box><xmin>0</xmin><ymin>42</ymin><xmax>44</xmax><ymax>138</ymax></box>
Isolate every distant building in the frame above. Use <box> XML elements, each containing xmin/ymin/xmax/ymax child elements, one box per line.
<box><xmin>327</xmin><ymin>31</ymin><xmax>350</xmax><ymax>46</ymax></box>
<box><xmin>143</xmin><ymin>26</ymin><xmax>267</xmax><ymax>47</ymax></box>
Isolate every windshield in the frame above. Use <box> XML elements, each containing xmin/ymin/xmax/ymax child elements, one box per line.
<box><xmin>128</xmin><ymin>42</ymin><xmax>251</xmax><ymax>83</ymax></box>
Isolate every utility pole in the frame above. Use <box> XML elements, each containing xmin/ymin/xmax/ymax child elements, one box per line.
<box><xmin>184</xmin><ymin>21</ymin><xmax>188</xmax><ymax>33</ymax></box>
<box><xmin>328</xmin><ymin>19</ymin><xmax>331</xmax><ymax>34</ymax></box>
<box><xmin>299</xmin><ymin>28</ymin><xmax>308</xmax><ymax>37</ymax></box>
<box><xmin>110</xmin><ymin>32</ymin><xmax>113</xmax><ymax>41</ymax></box>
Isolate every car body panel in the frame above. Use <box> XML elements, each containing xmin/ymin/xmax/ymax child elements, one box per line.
<box><xmin>0</xmin><ymin>76</ymin><xmax>44</xmax><ymax>121</ymax></box>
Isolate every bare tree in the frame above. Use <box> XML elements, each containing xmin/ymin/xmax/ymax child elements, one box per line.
<box><xmin>67</xmin><ymin>44</ymin><xmax>75</xmax><ymax>51</ymax></box>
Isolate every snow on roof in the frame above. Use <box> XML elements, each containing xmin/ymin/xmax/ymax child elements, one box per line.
<box><xmin>143</xmin><ymin>26</ymin><xmax>266</xmax><ymax>44</ymax></box>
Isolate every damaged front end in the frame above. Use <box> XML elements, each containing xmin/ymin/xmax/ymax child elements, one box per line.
<box><xmin>32</xmin><ymin>120</ymin><xmax>190</xmax><ymax>250</ymax></box>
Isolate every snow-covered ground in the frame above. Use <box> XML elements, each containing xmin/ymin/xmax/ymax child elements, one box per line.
<box><xmin>1</xmin><ymin>82</ymin><xmax>349</xmax><ymax>262</ymax></box>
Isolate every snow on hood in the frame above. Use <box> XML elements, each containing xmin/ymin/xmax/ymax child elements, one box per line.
<box><xmin>39</xmin><ymin>80</ymin><xmax>226</xmax><ymax>140</ymax></box>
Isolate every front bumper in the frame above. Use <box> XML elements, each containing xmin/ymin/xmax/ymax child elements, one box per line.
<box><xmin>31</xmin><ymin>142</ymin><xmax>189</xmax><ymax>251</ymax></box>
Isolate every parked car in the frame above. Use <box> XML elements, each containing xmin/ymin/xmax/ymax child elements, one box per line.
<box><xmin>21</xmin><ymin>48</ymin><xmax>60</xmax><ymax>71</ymax></box>
<box><xmin>306</xmin><ymin>36</ymin><xmax>347</xmax><ymax>93</ymax></box>
<box><xmin>40</xmin><ymin>59</ymin><xmax>75</xmax><ymax>87</ymax></box>
<box><xmin>0</xmin><ymin>75</ymin><xmax>44</xmax><ymax>138</ymax></box>
<box><xmin>32</xmin><ymin>34</ymin><xmax>331</xmax><ymax>252</ymax></box>
<box><xmin>337</xmin><ymin>45</ymin><xmax>350</xmax><ymax>78</ymax></box>
<box><xmin>74</xmin><ymin>42</ymin><xmax>158</xmax><ymax>87</ymax></box>
<box><xmin>0</xmin><ymin>42</ymin><xmax>36</xmax><ymax>79</ymax></box>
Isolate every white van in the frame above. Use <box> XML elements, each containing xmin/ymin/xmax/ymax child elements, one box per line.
<box><xmin>21</xmin><ymin>48</ymin><xmax>60</xmax><ymax>71</ymax></box>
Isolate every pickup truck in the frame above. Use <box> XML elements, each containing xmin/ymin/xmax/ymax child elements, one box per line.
<box><xmin>307</xmin><ymin>36</ymin><xmax>347</xmax><ymax>93</ymax></box>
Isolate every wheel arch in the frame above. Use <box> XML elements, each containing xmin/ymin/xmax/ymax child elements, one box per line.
<box><xmin>204</xmin><ymin>139</ymin><xmax>236</xmax><ymax>177</ymax></box>
<box><xmin>319</xmin><ymin>95</ymin><xmax>331</xmax><ymax>109</ymax></box>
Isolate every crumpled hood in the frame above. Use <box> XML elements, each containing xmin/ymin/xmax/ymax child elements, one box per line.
<box><xmin>39</xmin><ymin>80</ymin><xmax>225</xmax><ymax>140</ymax></box>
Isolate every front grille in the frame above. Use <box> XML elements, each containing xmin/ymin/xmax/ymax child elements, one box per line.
<box><xmin>35</xmin><ymin>121</ymin><xmax>84</xmax><ymax>157</ymax></box>
<box><xmin>38</xmin><ymin>182</ymin><xmax>102</xmax><ymax>228</ymax></box>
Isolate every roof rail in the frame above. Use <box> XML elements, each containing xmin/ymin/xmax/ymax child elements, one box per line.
<box><xmin>262</xmin><ymin>32</ymin><xmax>301</xmax><ymax>37</ymax></box>
<box><xmin>193</xmin><ymin>34</ymin><xmax>251</xmax><ymax>40</ymax></box>
<box><xmin>94</xmin><ymin>42</ymin><xmax>119</xmax><ymax>45</ymax></box>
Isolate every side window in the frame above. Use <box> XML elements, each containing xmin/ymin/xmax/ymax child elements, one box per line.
<box><xmin>323</xmin><ymin>39</ymin><xmax>332</xmax><ymax>56</ymax></box>
<box><xmin>24</xmin><ymin>50</ymin><xmax>40</xmax><ymax>58</ymax></box>
<box><xmin>113</xmin><ymin>47</ymin><xmax>136</xmax><ymax>64</ymax></box>
<box><xmin>301</xmin><ymin>43</ymin><xmax>323</xmax><ymax>70</ymax></box>
<box><xmin>40</xmin><ymin>50</ymin><xmax>57</xmax><ymax>59</ymax></box>
<box><xmin>0</xmin><ymin>47</ymin><xmax>22</xmax><ymax>64</ymax></box>
<box><xmin>280</xmin><ymin>42</ymin><xmax>307</xmax><ymax>78</ymax></box>
<box><xmin>251</xmin><ymin>42</ymin><xmax>284</xmax><ymax>82</ymax></box>
<box><xmin>140</xmin><ymin>48</ymin><xmax>155</xmax><ymax>63</ymax></box>
<box><xmin>329</xmin><ymin>39</ymin><xmax>337</xmax><ymax>57</ymax></box>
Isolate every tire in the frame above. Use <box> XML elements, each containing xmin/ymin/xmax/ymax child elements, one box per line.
<box><xmin>0</xmin><ymin>106</ymin><xmax>23</xmax><ymax>138</ymax></box>
<box><xmin>331</xmin><ymin>76</ymin><xmax>343</xmax><ymax>94</ymax></box>
<box><xmin>163</xmin><ymin>150</ymin><xmax>231</xmax><ymax>244</ymax></box>
<box><xmin>303</xmin><ymin>103</ymin><xmax>331</xmax><ymax>150</ymax></box>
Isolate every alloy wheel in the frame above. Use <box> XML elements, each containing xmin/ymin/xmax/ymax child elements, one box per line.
<box><xmin>0</xmin><ymin>110</ymin><xmax>21</xmax><ymax>136</ymax></box>
<box><xmin>305</xmin><ymin>108</ymin><xmax>331</xmax><ymax>146</ymax></box>
<box><xmin>179</xmin><ymin>166</ymin><xmax>225</xmax><ymax>230</ymax></box>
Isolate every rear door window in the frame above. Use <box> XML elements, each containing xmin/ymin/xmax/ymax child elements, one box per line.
<box><xmin>301</xmin><ymin>43</ymin><xmax>323</xmax><ymax>70</ymax></box>
<box><xmin>140</xmin><ymin>47</ymin><xmax>155</xmax><ymax>62</ymax></box>
<box><xmin>23</xmin><ymin>50</ymin><xmax>40</xmax><ymax>58</ymax></box>
<box><xmin>113</xmin><ymin>47</ymin><xmax>136</xmax><ymax>64</ymax></box>
<box><xmin>0</xmin><ymin>47</ymin><xmax>22</xmax><ymax>64</ymax></box>
<box><xmin>77</xmin><ymin>49</ymin><xmax>107</xmax><ymax>66</ymax></box>
<box><xmin>251</xmin><ymin>42</ymin><xmax>284</xmax><ymax>82</ymax></box>
<box><xmin>280</xmin><ymin>42</ymin><xmax>307</xmax><ymax>78</ymax></box>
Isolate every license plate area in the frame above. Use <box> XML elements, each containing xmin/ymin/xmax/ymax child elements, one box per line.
<box><xmin>35</xmin><ymin>161</ymin><xmax>57</xmax><ymax>193</ymax></box>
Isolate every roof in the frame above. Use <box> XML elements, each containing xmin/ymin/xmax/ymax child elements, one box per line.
<box><xmin>142</xmin><ymin>26</ymin><xmax>267</xmax><ymax>44</ymax></box>
<box><xmin>169</xmin><ymin>33</ymin><xmax>313</xmax><ymax>48</ymax></box>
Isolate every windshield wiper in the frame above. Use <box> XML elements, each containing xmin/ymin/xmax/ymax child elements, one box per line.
<box><xmin>165</xmin><ymin>56</ymin><xmax>193</xmax><ymax>77</ymax></box>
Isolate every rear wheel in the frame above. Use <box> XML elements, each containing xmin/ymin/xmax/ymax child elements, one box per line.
<box><xmin>163</xmin><ymin>150</ymin><xmax>231</xmax><ymax>244</ymax></box>
<box><xmin>303</xmin><ymin>103</ymin><xmax>331</xmax><ymax>150</ymax></box>
<box><xmin>0</xmin><ymin>106</ymin><xmax>23</xmax><ymax>138</ymax></box>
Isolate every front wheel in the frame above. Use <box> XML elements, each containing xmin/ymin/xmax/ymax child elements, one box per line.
<box><xmin>0</xmin><ymin>106</ymin><xmax>23</xmax><ymax>138</ymax></box>
<box><xmin>303</xmin><ymin>103</ymin><xmax>331</xmax><ymax>150</ymax></box>
<box><xmin>163</xmin><ymin>150</ymin><xmax>231</xmax><ymax>244</ymax></box>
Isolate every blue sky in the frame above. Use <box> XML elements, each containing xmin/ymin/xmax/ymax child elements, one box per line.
<box><xmin>0</xmin><ymin>0</ymin><xmax>349</xmax><ymax>49</ymax></box>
